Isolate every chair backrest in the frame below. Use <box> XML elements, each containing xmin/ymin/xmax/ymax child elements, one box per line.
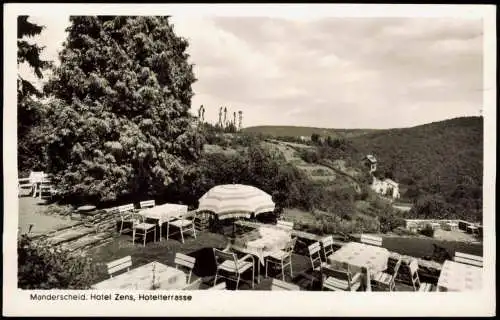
<box><xmin>390</xmin><ymin>258</ymin><xmax>402</xmax><ymax>282</ymax></box>
<box><xmin>118</xmin><ymin>204</ymin><xmax>135</xmax><ymax>214</ymax></box>
<box><xmin>277</xmin><ymin>220</ymin><xmax>294</xmax><ymax>230</ymax></box>
<box><xmin>209</xmin><ymin>282</ymin><xmax>227</xmax><ymax>290</ymax></box>
<box><xmin>140</xmin><ymin>200</ymin><xmax>155</xmax><ymax>209</ymax></box>
<box><xmin>308</xmin><ymin>242</ymin><xmax>323</xmax><ymax>270</ymax></box>
<box><xmin>175</xmin><ymin>253</ymin><xmax>196</xmax><ymax>283</ymax></box>
<box><xmin>213</xmin><ymin>248</ymin><xmax>239</xmax><ymax>270</ymax></box>
<box><xmin>409</xmin><ymin>259</ymin><xmax>420</xmax><ymax>290</ymax></box>
<box><xmin>271</xmin><ymin>279</ymin><xmax>300</xmax><ymax>291</ymax></box>
<box><xmin>322</xmin><ymin>264</ymin><xmax>353</xmax><ymax>289</ymax></box>
<box><xmin>454</xmin><ymin>252</ymin><xmax>483</xmax><ymax>267</ymax></box>
<box><xmin>360</xmin><ymin>234</ymin><xmax>383</xmax><ymax>247</ymax></box>
<box><xmin>107</xmin><ymin>256</ymin><xmax>132</xmax><ymax>277</ymax></box>
<box><xmin>284</xmin><ymin>237</ymin><xmax>297</xmax><ymax>254</ymax></box>
<box><xmin>321</xmin><ymin>235</ymin><xmax>335</xmax><ymax>258</ymax></box>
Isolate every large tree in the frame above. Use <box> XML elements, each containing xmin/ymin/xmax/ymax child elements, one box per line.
<box><xmin>17</xmin><ymin>16</ymin><xmax>52</xmax><ymax>172</ymax></box>
<box><xmin>43</xmin><ymin>16</ymin><xmax>203</xmax><ymax>203</ymax></box>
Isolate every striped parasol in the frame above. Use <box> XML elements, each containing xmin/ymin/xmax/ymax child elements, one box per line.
<box><xmin>197</xmin><ymin>184</ymin><xmax>276</xmax><ymax>220</ymax></box>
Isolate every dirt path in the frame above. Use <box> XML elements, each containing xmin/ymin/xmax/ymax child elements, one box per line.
<box><xmin>18</xmin><ymin>197</ymin><xmax>77</xmax><ymax>235</ymax></box>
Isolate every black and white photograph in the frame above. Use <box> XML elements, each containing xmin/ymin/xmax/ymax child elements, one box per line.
<box><xmin>3</xmin><ymin>3</ymin><xmax>496</xmax><ymax>317</ymax></box>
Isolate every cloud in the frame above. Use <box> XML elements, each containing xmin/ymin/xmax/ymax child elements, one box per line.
<box><xmin>19</xmin><ymin>16</ymin><xmax>483</xmax><ymax>129</ymax></box>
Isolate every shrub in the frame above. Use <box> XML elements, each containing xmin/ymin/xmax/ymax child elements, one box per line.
<box><xmin>18</xmin><ymin>234</ymin><xmax>103</xmax><ymax>289</ymax></box>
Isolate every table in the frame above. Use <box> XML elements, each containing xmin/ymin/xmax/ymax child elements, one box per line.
<box><xmin>328</xmin><ymin>242</ymin><xmax>390</xmax><ymax>291</ymax></box>
<box><xmin>92</xmin><ymin>261</ymin><xmax>187</xmax><ymax>290</ymax></box>
<box><xmin>437</xmin><ymin>260</ymin><xmax>482</xmax><ymax>292</ymax></box>
<box><xmin>230</xmin><ymin>226</ymin><xmax>292</xmax><ymax>283</ymax></box>
<box><xmin>430</xmin><ymin>222</ymin><xmax>441</xmax><ymax>230</ymax></box>
<box><xmin>138</xmin><ymin>204</ymin><xmax>188</xmax><ymax>241</ymax></box>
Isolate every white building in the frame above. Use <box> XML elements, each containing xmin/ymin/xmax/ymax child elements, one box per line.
<box><xmin>371</xmin><ymin>177</ymin><xmax>401</xmax><ymax>199</ymax></box>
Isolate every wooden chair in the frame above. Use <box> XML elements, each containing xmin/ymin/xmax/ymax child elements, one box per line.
<box><xmin>360</xmin><ymin>234</ymin><xmax>383</xmax><ymax>247</ymax></box>
<box><xmin>271</xmin><ymin>278</ymin><xmax>301</xmax><ymax>291</ymax></box>
<box><xmin>107</xmin><ymin>256</ymin><xmax>132</xmax><ymax>278</ymax></box>
<box><xmin>213</xmin><ymin>248</ymin><xmax>255</xmax><ymax>290</ymax></box>
<box><xmin>208</xmin><ymin>282</ymin><xmax>227</xmax><ymax>290</ymax></box>
<box><xmin>276</xmin><ymin>220</ymin><xmax>294</xmax><ymax>230</ymax></box>
<box><xmin>167</xmin><ymin>213</ymin><xmax>197</xmax><ymax>243</ymax></box>
<box><xmin>372</xmin><ymin>258</ymin><xmax>402</xmax><ymax>291</ymax></box>
<box><xmin>322</xmin><ymin>263</ymin><xmax>362</xmax><ymax>291</ymax></box>
<box><xmin>175</xmin><ymin>253</ymin><xmax>196</xmax><ymax>284</ymax></box>
<box><xmin>139</xmin><ymin>200</ymin><xmax>155</xmax><ymax>209</ymax></box>
<box><xmin>454</xmin><ymin>252</ymin><xmax>483</xmax><ymax>267</ymax></box>
<box><xmin>305</xmin><ymin>242</ymin><xmax>327</xmax><ymax>287</ymax></box>
<box><xmin>265</xmin><ymin>237</ymin><xmax>297</xmax><ymax>280</ymax></box>
<box><xmin>131</xmin><ymin>214</ymin><xmax>157</xmax><ymax>246</ymax></box>
<box><xmin>118</xmin><ymin>204</ymin><xmax>135</xmax><ymax>235</ymax></box>
<box><xmin>320</xmin><ymin>235</ymin><xmax>335</xmax><ymax>260</ymax></box>
<box><xmin>409</xmin><ymin>259</ymin><xmax>434</xmax><ymax>292</ymax></box>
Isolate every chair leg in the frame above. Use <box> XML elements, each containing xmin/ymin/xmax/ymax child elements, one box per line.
<box><xmin>236</xmin><ymin>274</ymin><xmax>240</xmax><ymax>290</ymax></box>
<box><xmin>281</xmin><ymin>261</ymin><xmax>285</xmax><ymax>280</ymax></box>
<box><xmin>166</xmin><ymin>223</ymin><xmax>170</xmax><ymax>241</ymax></box>
<box><xmin>214</xmin><ymin>270</ymin><xmax>219</xmax><ymax>286</ymax></box>
<box><xmin>265</xmin><ymin>260</ymin><xmax>269</xmax><ymax>278</ymax></box>
<box><xmin>192</xmin><ymin>224</ymin><xmax>197</xmax><ymax>239</ymax></box>
<box><xmin>132</xmin><ymin>228</ymin><xmax>135</xmax><ymax>243</ymax></box>
<box><xmin>180</xmin><ymin>227</ymin><xmax>185</xmax><ymax>243</ymax></box>
<box><xmin>251</xmin><ymin>267</ymin><xmax>254</xmax><ymax>288</ymax></box>
<box><xmin>289</xmin><ymin>257</ymin><xmax>293</xmax><ymax>278</ymax></box>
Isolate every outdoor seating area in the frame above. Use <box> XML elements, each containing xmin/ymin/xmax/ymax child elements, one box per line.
<box><xmin>18</xmin><ymin>171</ymin><xmax>58</xmax><ymax>199</ymax></box>
<box><xmin>20</xmin><ymin>183</ymin><xmax>483</xmax><ymax>292</ymax></box>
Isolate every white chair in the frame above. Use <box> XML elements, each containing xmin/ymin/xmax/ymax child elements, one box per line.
<box><xmin>167</xmin><ymin>213</ymin><xmax>197</xmax><ymax>243</ymax></box>
<box><xmin>213</xmin><ymin>248</ymin><xmax>255</xmax><ymax>290</ymax></box>
<box><xmin>360</xmin><ymin>234</ymin><xmax>383</xmax><ymax>247</ymax></box>
<box><xmin>409</xmin><ymin>259</ymin><xmax>434</xmax><ymax>292</ymax></box>
<box><xmin>276</xmin><ymin>220</ymin><xmax>294</xmax><ymax>230</ymax></box>
<box><xmin>131</xmin><ymin>213</ymin><xmax>157</xmax><ymax>246</ymax></box>
<box><xmin>454</xmin><ymin>252</ymin><xmax>483</xmax><ymax>267</ymax></box>
<box><xmin>372</xmin><ymin>258</ymin><xmax>401</xmax><ymax>291</ymax></box>
<box><xmin>208</xmin><ymin>282</ymin><xmax>227</xmax><ymax>290</ymax></box>
<box><xmin>306</xmin><ymin>242</ymin><xmax>327</xmax><ymax>287</ymax></box>
<box><xmin>320</xmin><ymin>235</ymin><xmax>335</xmax><ymax>260</ymax></box>
<box><xmin>107</xmin><ymin>256</ymin><xmax>132</xmax><ymax>278</ymax></box>
<box><xmin>29</xmin><ymin>171</ymin><xmax>45</xmax><ymax>198</ymax></box>
<box><xmin>175</xmin><ymin>253</ymin><xmax>196</xmax><ymax>284</ymax></box>
<box><xmin>271</xmin><ymin>278</ymin><xmax>300</xmax><ymax>291</ymax></box>
<box><xmin>265</xmin><ymin>237</ymin><xmax>297</xmax><ymax>280</ymax></box>
<box><xmin>140</xmin><ymin>200</ymin><xmax>155</xmax><ymax>209</ymax></box>
<box><xmin>118</xmin><ymin>204</ymin><xmax>135</xmax><ymax>235</ymax></box>
<box><xmin>322</xmin><ymin>263</ymin><xmax>362</xmax><ymax>291</ymax></box>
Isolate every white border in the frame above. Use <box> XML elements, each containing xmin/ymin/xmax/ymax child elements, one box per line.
<box><xmin>3</xmin><ymin>3</ymin><xmax>496</xmax><ymax>317</ymax></box>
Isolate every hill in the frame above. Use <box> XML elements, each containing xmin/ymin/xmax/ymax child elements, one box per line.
<box><xmin>349</xmin><ymin>116</ymin><xmax>483</xmax><ymax>222</ymax></box>
<box><xmin>243</xmin><ymin>125</ymin><xmax>380</xmax><ymax>139</ymax></box>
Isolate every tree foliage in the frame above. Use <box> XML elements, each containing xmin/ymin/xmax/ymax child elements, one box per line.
<box><xmin>42</xmin><ymin>16</ymin><xmax>203</xmax><ymax>203</ymax></box>
<box><xmin>17</xmin><ymin>16</ymin><xmax>52</xmax><ymax>173</ymax></box>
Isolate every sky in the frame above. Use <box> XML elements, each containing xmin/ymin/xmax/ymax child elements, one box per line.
<box><xmin>18</xmin><ymin>15</ymin><xmax>484</xmax><ymax>129</ymax></box>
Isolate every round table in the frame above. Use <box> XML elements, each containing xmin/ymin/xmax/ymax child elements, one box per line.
<box><xmin>77</xmin><ymin>205</ymin><xmax>97</xmax><ymax>215</ymax></box>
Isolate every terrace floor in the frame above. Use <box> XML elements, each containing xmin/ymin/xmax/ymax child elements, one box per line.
<box><xmin>87</xmin><ymin>232</ymin><xmax>414</xmax><ymax>291</ymax></box>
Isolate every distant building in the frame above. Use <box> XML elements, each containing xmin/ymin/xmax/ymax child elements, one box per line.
<box><xmin>299</xmin><ymin>136</ymin><xmax>311</xmax><ymax>142</ymax></box>
<box><xmin>364</xmin><ymin>154</ymin><xmax>377</xmax><ymax>173</ymax></box>
<box><xmin>371</xmin><ymin>176</ymin><xmax>400</xmax><ymax>199</ymax></box>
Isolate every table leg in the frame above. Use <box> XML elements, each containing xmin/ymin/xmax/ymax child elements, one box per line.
<box><xmin>366</xmin><ymin>270</ymin><xmax>372</xmax><ymax>291</ymax></box>
<box><xmin>159</xmin><ymin>222</ymin><xmax>163</xmax><ymax>241</ymax></box>
<box><xmin>257</xmin><ymin>262</ymin><xmax>261</xmax><ymax>284</ymax></box>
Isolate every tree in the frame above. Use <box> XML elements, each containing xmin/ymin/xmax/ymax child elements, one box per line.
<box><xmin>43</xmin><ymin>16</ymin><xmax>204</xmax><ymax>203</ymax></box>
<box><xmin>17</xmin><ymin>16</ymin><xmax>52</xmax><ymax>173</ymax></box>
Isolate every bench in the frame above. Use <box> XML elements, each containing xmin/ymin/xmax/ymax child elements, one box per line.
<box><xmin>360</xmin><ymin>234</ymin><xmax>383</xmax><ymax>247</ymax></box>
<box><xmin>107</xmin><ymin>256</ymin><xmax>133</xmax><ymax>277</ymax></box>
<box><xmin>453</xmin><ymin>252</ymin><xmax>483</xmax><ymax>267</ymax></box>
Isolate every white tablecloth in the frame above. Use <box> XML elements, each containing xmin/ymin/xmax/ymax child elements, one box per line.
<box><xmin>138</xmin><ymin>204</ymin><xmax>188</xmax><ymax>225</ymax></box>
<box><xmin>437</xmin><ymin>260</ymin><xmax>482</xmax><ymax>292</ymax></box>
<box><xmin>92</xmin><ymin>262</ymin><xmax>186</xmax><ymax>290</ymax></box>
<box><xmin>232</xmin><ymin>226</ymin><xmax>291</xmax><ymax>265</ymax></box>
<box><xmin>328</xmin><ymin>242</ymin><xmax>390</xmax><ymax>274</ymax></box>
